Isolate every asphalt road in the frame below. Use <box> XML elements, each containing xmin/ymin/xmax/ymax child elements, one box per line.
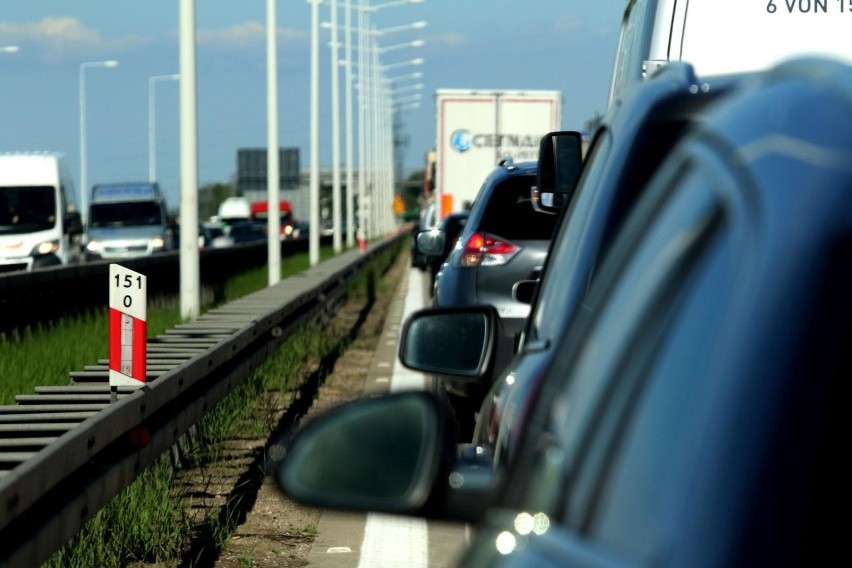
<box><xmin>306</xmin><ymin>267</ymin><xmax>469</xmax><ymax>568</ymax></box>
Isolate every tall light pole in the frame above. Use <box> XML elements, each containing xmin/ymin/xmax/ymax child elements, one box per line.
<box><xmin>79</xmin><ymin>59</ymin><xmax>118</xmax><ymax>224</ymax></box>
<box><xmin>309</xmin><ymin>0</ymin><xmax>322</xmax><ymax>266</ymax></box>
<box><xmin>267</xmin><ymin>0</ymin><xmax>281</xmax><ymax>285</ymax></box>
<box><xmin>330</xmin><ymin>0</ymin><xmax>343</xmax><ymax>253</ymax></box>
<box><xmin>148</xmin><ymin>74</ymin><xmax>179</xmax><ymax>183</ymax></box>
<box><xmin>344</xmin><ymin>1</ymin><xmax>355</xmax><ymax>247</ymax></box>
<box><xmin>179</xmin><ymin>0</ymin><xmax>200</xmax><ymax>320</ymax></box>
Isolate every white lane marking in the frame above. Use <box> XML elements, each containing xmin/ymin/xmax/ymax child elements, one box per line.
<box><xmin>390</xmin><ymin>268</ymin><xmax>427</xmax><ymax>393</ymax></box>
<box><xmin>358</xmin><ymin>268</ymin><xmax>429</xmax><ymax>568</ymax></box>
<box><xmin>358</xmin><ymin>513</ymin><xmax>428</xmax><ymax>568</ymax></box>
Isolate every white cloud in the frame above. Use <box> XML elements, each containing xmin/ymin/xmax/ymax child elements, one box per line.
<box><xmin>429</xmin><ymin>32</ymin><xmax>469</xmax><ymax>47</ymax></box>
<box><xmin>197</xmin><ymin>21</ymin><xmax>307</xmax><ymax>49</ymax></box>
<box><xmin>0</xmin><ymin>17</ymin><xmax>150</xmax><ymax>52</ymax></box>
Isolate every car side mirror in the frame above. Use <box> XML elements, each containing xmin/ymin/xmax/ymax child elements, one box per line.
<box><xmin>533</xmin><ymin>130</ymin><xmax>584</xmax><ymax>214</ymax></box>
<box><xmin>275</xmin><ymin>390</ymin><xmax>501</xmax><ymax>523</ymax></box>
<box><xmin>64</xmin><ymin>211</ymin><xmax>83</xmax><ymax>236</ymax></box>
<box><xmin>399</xmin><ymin>306</ymin><xmax>498</xmax><ymax>379</ymax></box>
<box><xmin>416</xmin><ymin>230</ymin><xmax>446</xmax><ymax>257</ymax></box>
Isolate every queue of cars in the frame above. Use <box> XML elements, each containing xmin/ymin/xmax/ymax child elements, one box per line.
<box><xmin>278</xmin><ymin>56</ymin><xmax>852</xmax><ymax>567</ymax></box>
<box><xmin>273</xmin><ymin>0</ymin><xmax>852</xmax><ymax>561</ymax></box>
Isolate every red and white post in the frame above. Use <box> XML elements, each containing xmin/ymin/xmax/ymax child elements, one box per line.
<box><xmin>109</xmin><ymin>264</ymin><xmax>147</xmax><ymax>393</ymax></box>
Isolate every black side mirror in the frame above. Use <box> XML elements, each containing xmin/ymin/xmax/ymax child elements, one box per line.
<box><xmin>533</xmin><ymin>131</ymin><xmax>584</xmax><ymax>214</ymax></box>
<box><xmin>64</xmin><ymin>211</ymin><xmax>83</xmax><ymax>236</ymax></box>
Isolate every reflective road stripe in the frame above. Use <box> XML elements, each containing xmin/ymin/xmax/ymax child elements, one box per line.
<box><xmin>357</xmin><ymin>268</ymin><xmax>429</xmax><ymax>568</ymax></box>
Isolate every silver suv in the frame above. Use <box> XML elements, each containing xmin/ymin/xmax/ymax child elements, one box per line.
<box><xmin>419</xmin><ymin>159</ymin><xmax>561</xmax><ymax>435</ymax></box>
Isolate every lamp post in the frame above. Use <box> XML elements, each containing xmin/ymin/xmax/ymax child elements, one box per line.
<box><xmin>79</xmin><ymin>60</ymin><xmax>119</xmax><ymax>224</ymax></box>
<box><xmin>148</xmin><ymin>74</ymin><xmax>179</xmax><ymax>183</ymax></box>
<box><xmin>330</xmin><ymin>0</ymin><xmax>343</xmax><ymax>253</ymax></box>
<box><xmin>267</xmin><ymin>0</ymin><xmax>281</xmax><ymax>285</ymax></box>
<box><xmin>309</xmin><ymin>0</ymin><xmax>322</xmax><ymax>266</ymax></box>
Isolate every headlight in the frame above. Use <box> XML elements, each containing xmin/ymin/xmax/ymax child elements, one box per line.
<box><xmin>284</xmin><ymin>225</ymin><xmax>294</xmax><ymax>235</ymax></box>
<box><xmin>33</xmin><ymin>240</ymin><xmax>60</xmax><ymax>255</ymax></box>
<box><xmin>151</xmin><ymin>237</ymin><xmax>165</xmax><ymax>249</ymax></box>
<box><xmin>86</xmin><ymin>240</ymin><xmax>103</xmax><ymax>252</ymax></box>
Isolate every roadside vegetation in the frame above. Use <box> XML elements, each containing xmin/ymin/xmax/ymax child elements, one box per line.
<box><xmin>20</xmin><ymin>240</ymin><xmax>404</xmax><ymax>567</ymax></box>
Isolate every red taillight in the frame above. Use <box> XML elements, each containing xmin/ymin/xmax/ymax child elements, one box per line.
<box><xmin>460</xmin><ymin>232</ymin><xmax>520</xmax><ymax>267</ymax></box>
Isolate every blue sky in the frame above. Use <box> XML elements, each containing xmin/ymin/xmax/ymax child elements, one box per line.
<box><xmin>0</xmin><ymin>1</ymin><xmax>625</xmax><ymax>208</ymax></box>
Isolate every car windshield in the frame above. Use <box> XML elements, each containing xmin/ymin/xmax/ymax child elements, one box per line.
<box><xmin>89</xmin><ymin>201</ymin><xmax>163</xmax><ymax>228</ymax></box>
<box><xmin>478</xmin><ymin>176</ymin><xmax>558</xmax><ymax>240</ymax></box>
<box><xmin>0</xmin><ymin>186</ymin><xmax>57</xmax><ymax>234</ymax></box>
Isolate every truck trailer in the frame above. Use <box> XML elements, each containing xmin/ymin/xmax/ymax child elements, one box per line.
<box><xmin>434</xmin><ymin>89</ymin><xmax>561</xmax><ymax>218</ymax></box>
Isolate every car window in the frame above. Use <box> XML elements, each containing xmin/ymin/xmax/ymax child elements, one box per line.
<box><xmin>528</xmin><ymin>131</ymin><xmax>613</xmax><ymax>343</ymax></box>
<box><xmin>548</xmin><ymin>153</ymin><xmax>737</xmax><ymax>565</ymax></box>
<box><xmin>505</xmin><ymin>152</ymin><xmax>731</xmax><ymax>560</ymax></box>
<box><xmin>477</xmin><ymin>175</ymin><xmax>558</xmax><ymax>241</ymax></box>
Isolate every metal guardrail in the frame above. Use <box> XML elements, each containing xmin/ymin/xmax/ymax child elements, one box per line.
<box><xmin>0</xmin><ymin>235</ymin><xmax>403</xmax><ymax>567</ymax></box>
<box><xmin>0</xmin><ymin>237</ymin><xmax>327</xmax><ymax>335</ymax></box>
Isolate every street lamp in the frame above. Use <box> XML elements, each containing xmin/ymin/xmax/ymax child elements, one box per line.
<box><xmin>148</xmin><ymin>74</ymin><xmax>179</xmax><ymax>183</ymax></box>
<box><xmin>79</xmin><ymin>60</ymin><xmax>119</xmax><ymax>223</ymax></box>
<box><xmin>380</xmin><ymin>57</ymin><xmax>424</xmax><ymax>72</ymax></box>
<box><xmin>388</xmin><ymin>82</ymin><xmax>423</xmax><ymax>95</ymax></box>
<box><xmin>365</xmin><ymin>0</ymin><xmax>423</xmax><ymax>10</ymax></box>
<box><xmin>309</xmin><ymin>0</ymin><xmax>322</xmax><ymax>265</ymax></box>
<box><xmin>376</xmin><ymin>39</ymin><xmax>425</xmax><ymax>54</ymax></box>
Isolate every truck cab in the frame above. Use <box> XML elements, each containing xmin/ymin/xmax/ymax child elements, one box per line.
<box><xmin>84</xmin><ymin>182</ymin><xmax>172</xmax><ymax>261</ymax></box>
<box><xmin>250</xmin><ymin>200</ymin><xmax>296</xmax><ymax>240</ymax></box>
<box><xmin>0</xmin><ymin>152</ymin><xmax>83</xmax><ymax>273</ymax></box>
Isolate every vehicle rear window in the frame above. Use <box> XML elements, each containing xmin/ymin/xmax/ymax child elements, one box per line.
<box><xmin>478</xmin><ymin>176</ymin><xmax>558</xmax><ymax>240</ymax></box>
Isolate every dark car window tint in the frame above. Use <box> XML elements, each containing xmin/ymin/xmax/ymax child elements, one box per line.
<box><xmin>529</xmin><ymin>133</ymin><xmax>613</xmax><ymax>343</ymax></box>
<box><xmin>560</xmin><ymin>165</ymin><xmax>733</xmax><ymax>562</ymax></box>
<box><xmin>478</xmin><ymin>176</ymin><xmax>559</xmax><ymax>240</ymax></box>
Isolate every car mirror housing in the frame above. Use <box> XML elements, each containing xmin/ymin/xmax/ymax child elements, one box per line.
<box><xmin>277</xmin><ymin>391</ymin><xmax>446</xmax><ymax>514</ymax></box>
<box><xmin>399</xmin><ymin>306</ymin><xmax>499</xmax><ymax>379</ymax></box>
<box><xmin>534</xmin><ymin>130</ymin><xmax>584</xmax><ymax>213</ymax></box>
<box><xmin>276</xmin><ymin>391</ymin><xmax>502</xmax><ymax>523</ymax></box>
<box><xmin>416</xmin><ymin>229</ymin><xmax>446</xmax><ymax>256</ymax></box>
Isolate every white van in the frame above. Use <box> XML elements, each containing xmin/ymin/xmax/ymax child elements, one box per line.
<box><xmin>608</xmin><ymin>0</ymin><xmax>852</xmax><ymax>106</ymax></box>
<box><xmin>0</xmin><ymin>152</ymin><xmax>83</xmax><ymax>273</ymax></box>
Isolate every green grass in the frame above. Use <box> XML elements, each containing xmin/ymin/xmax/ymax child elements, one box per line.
<box><xmin>0</xmin><ymin>298</ymin><xmax>183</xmax><ymax>406</ymax></box>
<box><xmin>45</xmin><ymin>456</ymin><xmax>190</xmax><ymax>568</ymax></box>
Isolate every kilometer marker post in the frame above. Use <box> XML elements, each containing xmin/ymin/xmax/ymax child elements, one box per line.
<box><xmin>109</xmin><ymin>264</ymin><xmax>147</xmax><ymax>401</ymax></box>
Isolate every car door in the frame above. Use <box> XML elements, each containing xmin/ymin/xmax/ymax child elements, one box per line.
<box><xmin>462</xmin><ymin>137</ymin><xmax>747</xmax><ymax>567</ymax></box>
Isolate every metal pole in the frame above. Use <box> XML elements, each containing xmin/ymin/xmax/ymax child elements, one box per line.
<box><xmin>309</xmin><ymin>0</ymin><xmax>321</xmax><ymax>266</ymax></box>
<box><xmin>148</xmin><ymin>74</ymin><xmax>179</xmax><ymax>183</ymax></box>
<box><xmin>357</xmin><ymin>0</ymin><xmax>368</xmax><ymax>252</ymax></box>
<box><xmin>330</xmin><ymin>0</ymin><xmax>342</xmax><ymax>253</ymax></box>
<box><xmin>179</xmin><ymin>0</ymin><xmax>200</xmax><ymax>320</ymax></box>
<box><xmin>267</xmin><ymin>0</ymin><xmax>281</xmax><ymax>286</ymax></box>
<box><xmin>344</xmin><ymin>0</ymin><xmax>355</xmax><ymax>247</ymax></box>
<box><xmin>79</xmin><ymin>66</ymin><xmax>87</xmax><ymax>223</ymax></box>
<box><xmin>78</xmin><ymin>60</ymin><xmax>118</xmax><ymax>225</ymax></box>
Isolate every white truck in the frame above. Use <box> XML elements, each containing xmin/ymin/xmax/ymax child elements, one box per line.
<box><xmin>434</xmin><ymin>89</ymin><xmax>561</xmax><ymax>218</ymax></box>
<box><xmin>0</xmin><ymin>152</ymin><xmax>84</xmax><ymax>273</ymax></box>
<box><xmin>609</xmin><ymin>0</ymin><xmax>852</xmax><ymax>108</ymax></box>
